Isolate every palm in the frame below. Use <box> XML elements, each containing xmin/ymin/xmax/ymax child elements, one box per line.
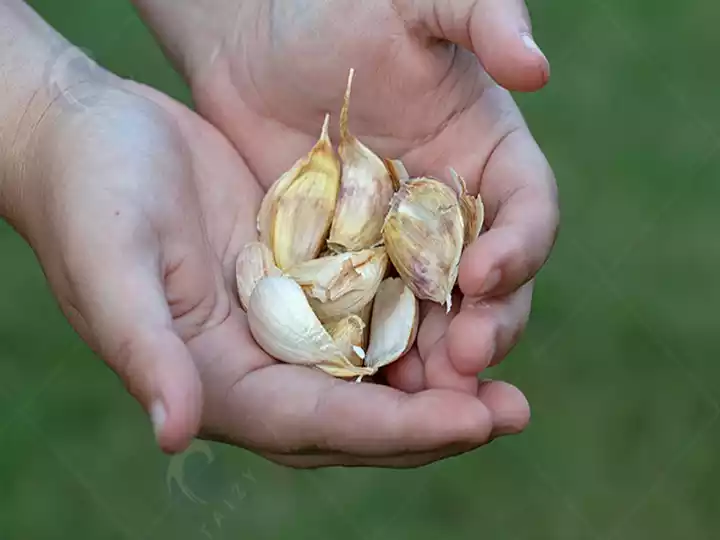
<box><xmin>83</xmin><ymin>83</ymin><xmax>512</xmax><ymax>467</ymax></box>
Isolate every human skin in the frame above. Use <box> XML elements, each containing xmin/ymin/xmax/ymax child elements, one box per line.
<box><xmin>132</xmin><ymin>2</ymin><xmax>558</xmax><ymax>407</ymax></box>
<box><xmin>1</xmin><ymin>0</ymin><xmax>558</xmax><ymax>467</ymax></box>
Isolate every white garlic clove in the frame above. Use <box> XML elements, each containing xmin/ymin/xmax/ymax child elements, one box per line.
<box><xmin>256</xmin><ymin>114</ymin><xmax>341</xmax><ymax>270</ymax></box>
<box><xmin>285</xmin><ymin>247</ymin><xmax>388</xmax><ymax>322</ymax></box>
<box><xmin>382</xmin><ymin>177</ymin><xmax>465</xmax><ymax>312</ymax></box>
<box><xmin>235</xmin><ymin>242</ymin><xmax>282</xmax><ymax>312</ymax></box>
<box><xmin>247</xmin><ymin>276</ymin><xmax>373</xmax><ymax>377</ymax></box>
<box><xmin>327</xmin><ymin>69</ymin><xmax>396</xmax><ymax>253</ymax></box>
<box><xmin>364</xmin><ymin>278</ymin><xmax>419</xmax><ymax>370</ymax></box>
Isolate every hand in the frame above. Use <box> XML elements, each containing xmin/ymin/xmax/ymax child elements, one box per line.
<box><xmin>6</xmin><ymin>61</ymin><xmax>530</xmax><ymax>467</ymax></box>
<box><xmin>137</xmin><ymin>1</ymin><xmax>559</xmax><ymax>402</ymax></box>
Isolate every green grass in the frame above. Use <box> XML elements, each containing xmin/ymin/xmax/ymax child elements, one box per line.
<box><xmin>2</xmin><ymin>0</ymin><xmax>719</xmax><ymax>538</ymax></box>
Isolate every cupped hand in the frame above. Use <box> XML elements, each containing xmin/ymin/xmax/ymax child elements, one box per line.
<box><xmin>167</xmin><ymin>0</ymin><xmax>559</xmax><ymax>399</ymax></box>
<box><xmin>9</xmin><ymin>74</ymin><xmax>525</xmax><ymax>467</ymax></box>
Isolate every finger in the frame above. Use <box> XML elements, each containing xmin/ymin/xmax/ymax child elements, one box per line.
<box><xmin>458</xmin><ymin>128</ymin><xmax>559</xmax><ymax>299</ymax></box>
<box><xmin>388</xmin><ymin>295</ymin><xmax>479</xmax><ymax>395</ymax></box>
<box><xmin>260</xmin><ymin>442</ymin><xmax>477</xmax><ymax>469</ymax></box>
<box><xmin>367</xmin><ymin>298</ymin><xmax>441</xmax><ymax>391</ymax></box>
<box><xmin>248</xmin><ymin>381</ymin><xmax>530</xmax><ymax>468</ymax></box>
<box><xmin>446</xmin><ymin>281</ymin><xmax>534</xmax><ymax>375</ymax></box>
<box><xmin>423</xmin><ymin>335</ymin><xmax>480</xmax><ymax>395</ymax></box>
<box><xmin>384</xmin><ymin>348</ymin><xmax>426</xmax><ymax>393</ymax></box>
<box><xmin>404</xmin><ymin>0</ymin><xmax>549</xmax><ymax>91</ymax></box>
<box><xmin>414</xmin><ymin>302</ymin><xmax>466</xmax><ymax>392</ymax></box>
<box><xmin>477</xmin><ymin>379</ymin><xmax>530</xmax><ymax>437</ymax></box>
<box><xmin>224</xmin><ymin>365</ymin><xmax>493</xmax><ymax>456</ymax></box>
<box><xmin>63</xmin><ymin>223</ymin><xmax>202</xmax><ymax>454</ymax></box>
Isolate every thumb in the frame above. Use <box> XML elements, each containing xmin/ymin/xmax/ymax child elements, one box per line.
<box><xmin>406</xmin><ymin>0</ymin><xmax>550</xmax><ymax>91</ymax></box>
<box><xmin>63</xmin><ymin>239</ymin><xmax>203</xmax><ymax>455</ymax></box>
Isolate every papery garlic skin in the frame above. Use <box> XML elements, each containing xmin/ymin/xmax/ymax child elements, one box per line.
<box><xmin>466</xmin><ymin>195</ymin><xmax>485</xmax><ymax>243</ymax></box>
<box><xmin>325</xmin><ymin>314</ymin><xmax>366</xmax><ymax>366</ymax></box>
<box><xmin>328</xmin><ymin>69</ymin><xmax>395</xmax><ymax>252</ymax></box>
<box><xmin>256</xmin><ymin>114</ymin><xmax>340</xmax><ymax>270</ymax></box>
<box><xmin>236</xmin><ymin>242</ymin><xmax>281</xmax><ymax>311</ymax></box>
<box><xmin>364</xmin><ymin>278</ymin><xmax>419</xmax><ymax>370</ymax></box>
<box><xmin>449</xmin><ymin>168</ymin><xmax>485</xmax><ymax>246</ymax></box>
<box><xmin>247</xmin><ymin>276</ymin><xmax>373</xmax><ymax>376</ymax></box>
<box><xmin>383</xmin><ymin>158</ymin><xmax>410</xmax><ymax>190</ymax></box>
<box><xmin>382</xmin><ymin>177</ymin><xmax>465</xmax><ymax>311</ymax></box>
<box><xmin>247</xmin><ymin>276</ymin><xmax>343</xmax><ymax>365</ymax></box>
<box><xmin>322</xmin><ymin>300</ymin><xmax>374</xmax><ymax>351</ymax></box>
<box><xmin>285</xmin><ymin>247</ymin><xmax>388</xmax><ymax>322</ymax></box>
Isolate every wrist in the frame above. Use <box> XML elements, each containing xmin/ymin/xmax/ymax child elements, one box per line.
<box><xmin>0</xmin><ymin>1</ymin><xmax>119</xmax><ymax>229</ymax></box>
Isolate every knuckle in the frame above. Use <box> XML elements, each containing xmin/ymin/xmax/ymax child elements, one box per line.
<box><xmin>501</xmin><ymin>228</ymin><xmax>533</xmax><ymax>282</ymax></box>
<box><xmin>509</xmin><ymin>312</ymin><xmax>530</xmax><ymax>349</ymax></box>
<box><xmin>546</xmin><ymin>192</ymin><xmax>561</xmax><ymax>245</ymax></box>
<box><xmin>107</xmin><ymin>335</ymin><xmax>138</xmax><ymax>380</ymax></box>
<box><xmin>483</xmin><ymin>319</ymin><xmax>501</xmax><ymax>361</ymax></box>
<box><xmin>102</xmin><ymin>330</ymin><xmax>157</xmax><ymax>402</ymax></box>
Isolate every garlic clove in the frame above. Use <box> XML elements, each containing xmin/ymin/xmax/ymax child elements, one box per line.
<box><xmin>236</xmin><ymin>242</ymin><xmax>282</xmax><ymax>312</ymax></box>
<box><xmin>327</xmin><ymin>69</ymin><xmax>395</xmax><ymax>253</ymax></box>
<box><xmin>356</xmin><ymin>300</ymin><xmax>374</xmax><ymax>350</ymax></box>
<box><xmin>322</xmin><ymin>299</ymin><xmax>374</xmax><ymax>351</ymax></box>
<box><xmin>285</xmin><ymin>246</ymin><xmax>388</xmax><ymax>322</ymax></box>
<box><xmin>247</xmin><ymin>276</ymin><xmax>373</xmax><ymax>377</ymax></box>
<box><xmin>256</xmin><ymin>114</ymin><xmax>341</xmax><ymax>270</ymax></box>
<box><xmin>325</xmin><ymin>314</ymin><xmax>366</xmax><ymax>366</ymax></box>
<box><xmin>449</xmin><ymin>168</ymin><xmax>485</xmax><ymax>246</ymax></box>
<box><xmin>383</xmin><ymin>158</ymin><xmax>410</xmax><ymax>190</ymax></box>
<box><xmin>285</xmin><ymin>252</ymin><xmax>362</xmax><ymax>302</ymax></box>
<box><xmin>382</xmin><ymin>177</ymin><xmax>465</xmax><ymax>312</ymax></box>
<box><xmin>315</xmin><ymin>363</ymin><xmax>372</xmax><ymax>379</ymax></box>
<box><xmin>364</xmin><ymin>278</ymin><xmax>419</xmax><ymax>370</ymax></box>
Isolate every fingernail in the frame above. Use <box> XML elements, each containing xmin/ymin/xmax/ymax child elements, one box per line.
<box><xmin>521</xmin><ymin>33</ymin><xmax>547</xmax><ymax>61</ymax></box>
<box><xmin>491</xmin><ymin>405</ymin><xmax>530</xmax><ymax>437</ymax></box>
<box><xmin>150</xmin><ymin>400</ymin><xmax>166</xmax><ymax>440</ymax></box>
<box><xmin>479</xmin><ymin>269</ymin><xmax>501</xmax><ymax>296</ymax></box>
<box><xmin>492</xmin><ymin>422</ymin><xmax>524</xmax><ymax>438</ymax></box>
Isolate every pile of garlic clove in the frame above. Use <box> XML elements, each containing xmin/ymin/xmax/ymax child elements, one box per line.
<box><xmin>235</xmin><ymin>69</ymin><xmax>485</xmax><ymax>380</ymax></box>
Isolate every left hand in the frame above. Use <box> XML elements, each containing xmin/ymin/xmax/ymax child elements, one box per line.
<box><xmin>135</xmin><ymin>0</ymin><xmax>559</xmax><ymax>429</ymax></box>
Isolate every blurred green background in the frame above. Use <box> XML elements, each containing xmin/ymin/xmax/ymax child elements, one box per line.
<box><xmin>2</xmin><ymin>0</ymin><xmax>719</xmax><ymax>538</ymax></box>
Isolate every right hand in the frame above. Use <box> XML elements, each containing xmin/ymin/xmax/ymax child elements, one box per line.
<box><xmin>132</xmin><ymin>0</ymin><xmax>557</xmax><ymax>403</ymax></box>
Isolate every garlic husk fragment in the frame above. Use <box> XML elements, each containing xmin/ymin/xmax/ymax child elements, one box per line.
<box><xmin>468</xmin><ymin>195</ymin><xmax>485</xmax><ymax>243</ymax></box>
<box><xmin>364</xmin><ymin>278</ymin><xmax>419</xmax><ymax>370</ymax></box>
<box><xmin>327</xmin><ymin>69</ymin><xmax>395</xmax><ymax>253</ymax></box>
<box><xmin>285</xmin><ymin>247</ymin><xmax>388</xmax><ymax>322</ymax></box>
<box><xmin>382</xmin><ymin>177</ymin><xmax>465</xmax><ymax>311</ymax></box>
<box><xmin>247</xmin><ymin>276</ymin><xmax>373</xmax><ymax>377</ymax></box>
<box><xmin>322</xmin><ymin>300</ymin><xmax>374</xmax><ymax>351</ymax></box>
<box><xmin>235</xmin><ymin>242</ymin><xmax>282</xmax><ymax>311</ymax></box>
<box><xmin>356</xmin><ymin>300</ymin><xmax>374</xmax><ymax>349</ymax></box>
<box><xmin>449</xmin><ymin>168</ymin><xmax>485</xmax><ymax>246</ymax></box>
<box><xmin>257</xmin><ymin>114</ymin><xmax>341</xmax><ymax>270</ymax></box>
<box><xmin>383</xmin><ymin>158</ymin><xmax>410</xmax><ymax>190</ymax></box>
<box><xmin>325</xmin><ymin>314</ymin><xmax>366</xmax><ymax>367</ymax></box>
